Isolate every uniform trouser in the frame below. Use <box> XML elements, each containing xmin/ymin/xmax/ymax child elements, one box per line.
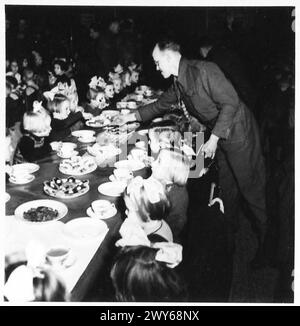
<box><xmin>217</xmin><ymin>109</ymin><xmax>267</xmax><ymax>243</ymax></box>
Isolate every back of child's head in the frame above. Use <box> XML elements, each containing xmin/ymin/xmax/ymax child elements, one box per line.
<box><xmin>4</xmin><ymin>263</ymin><xmax>69</xmax><ymax>302</ymax></box>
<box><xmin>23</xmin><ymin>101</ymin><xmax>51</xmax><ymax>134</ymax></box>
<box><xmin>153</xmin><ymin>148</ymin><xmax>190</xmax><ymax>186</ymax></box>
<box><xmin>48</xmin><ymin>93</ymin><xmax>70</xmax><ymax>114</ymax></box>
<box><xmin>125</xmin><ymin>176</ymin><xmax>170</xmax><ymax>223</ymax></box>
<box><xmin>149</xmin><ymin>120</ymin><xmax>182</xmax><ymax>153</ymax></box>
<box><xmin>86</xmin><ymin>87</ymin><xmax>99</xmax><ymax>101</ymax></box>
<box><xmin>110</xmin><ymin>245</ymin><xmax>186</xmax><ymax>302</ymax></box>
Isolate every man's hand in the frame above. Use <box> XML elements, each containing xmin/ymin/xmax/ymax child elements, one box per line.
<box><xmin>200</xmin><ymin>134</ymin><xmax>219</xmax><ymax>159</ymax></box>
<box><xmin>82</xmin><ymin>112</ymin><xmax>93</xmax><ymax>120</ymax></box>
<box><xmin>112</xmin><ymin>113</ymin><xmax>137</xmax><ymax>126</ymax></box>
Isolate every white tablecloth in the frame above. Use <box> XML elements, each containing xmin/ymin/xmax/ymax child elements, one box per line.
<box><xmin>4</xmin><ymin>215</ymin><xmax>109</xmax><ymax>293</ymax></box>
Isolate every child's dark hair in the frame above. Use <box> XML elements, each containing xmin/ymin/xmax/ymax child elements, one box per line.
<box><xmin>56</xmin><ymin>74</ymin><xmax>72</xmax><ymax>87</ymax></box>
<box><xmin>110</xmin><ymin>245</ymin><xmax>187</xmax><ymax>302</ymax></box>
<box><xmin>53</xmin><ymin>59</ymin><xmax>67</xmax><ymax>73</ymax></box>
<box><xmin>6</xmin><ymin>76</ymin><xmax>18</xmax><ymax>90</ymax></box>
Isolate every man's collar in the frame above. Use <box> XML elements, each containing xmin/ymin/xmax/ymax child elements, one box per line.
<box><xmin>177</xmin><ymin>56</ymin><xmax>188</xmax><ymax>85</ymax></box>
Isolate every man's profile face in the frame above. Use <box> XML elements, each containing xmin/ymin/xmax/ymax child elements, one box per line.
<box><xmin>152</xmin><ymin>45</ymin><xmax>172</xmax><ymax>79</ymax></box>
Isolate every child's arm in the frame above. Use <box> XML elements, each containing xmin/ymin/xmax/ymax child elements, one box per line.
<box><xmin>19</xmin><ymin>136</ymin><xmax>51</xmax><ymax>162</ymax></box>
<box><xmin>52</xmin><ymin>112</ymin><xmax>84</xmax><ymax>130</ymax></box>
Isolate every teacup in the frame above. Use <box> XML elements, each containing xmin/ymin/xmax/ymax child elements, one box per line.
<box><xmin>46</xmin><ymin>245</ymin><xmax>70</xmax><ymax>267</ymax></box>
<box><xmin>79</xmin><ymin>134</ymin><xmax>95</xmax><ymax>143</ymax></box>
<box><xmin>10</xmin><ymin>171</ymin><xmax>33</xmax><ymax>183</ymax></box>
<box><xmin>127</xmin><ymin>101</ymin><xmax>137</xmax><ymax>109</ymax></box>
<box><xmin>59</xmin><ymin>146</ymin><xmax>75</xmax><ymax>157</ymax></box>
<box><xmin>113</xmin><ymin>168</ymin><xmax>133</xmax><ymax>182</ymax></box>
<box><xmin>135</xmin><ymin>141</ymin><xmax>146</xmax><ymax>150</ymax></box>
<box><xmin>121</xmin><ymin>109</ymin><xmax>130</xmax><ymax>115</ymax></box>
<box><xmin>61</xmin><ymin>142</ymin><xmax>76</xmax><ymax>151</ymax></box>
<box><xmin>130</xmin><ymin>148</ymin><xmax>147</xmax><ymax>161</ymax></box>
<box><xmin>91</xmin><ymin>199</ymin><xmax>115</xmax><ymax>216</ymax></box>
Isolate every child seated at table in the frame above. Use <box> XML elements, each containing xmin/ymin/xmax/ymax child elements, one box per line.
<box><xmin>48</xmin><ymin>93</ymin><xmax>86</xmax><ymax>141</ymax></box>
<box><xmin>14</xmin><ymin>101</ymin><xmax>52</xmax><ymax>163</ymax></box>
<box><xmin>151</xmin><ymin>148</ymin><xmax>190</xmax><ymax>243</ymax></box>
<box><xmin>123</xmin><ymin>176</ymin><xmax>173</xmax><ymax>242</ymax></box>
<box><xmin>84</xmin><ymin>87</ymin><xmax>108</xmax><ymax>116</ymax></box>
<box><xmin>110</xmin><ymin>244</ymin><xmax>186</xmax><ymax>302</ymax></box>
<box><xmin>148</xmin><ymin>120</ymin><xmax>182</xmax><ymax>157</ymax></box>
<box><xmin>68</xmin><ymin>91</ymin><xmax>86</xmax><ymax>132</ymax></box>
<box><xmin>104</xmin><ymin>82</ymin><xmax>115</xmax><ymax>105</ymax></box>
<box><xmin>4</xmin><ymin>262</ymin><xmax>69</xmax><ymax>302</ymax></box>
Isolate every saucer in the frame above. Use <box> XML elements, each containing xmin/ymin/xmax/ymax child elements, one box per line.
<box><xmin>86</xmin><ymin>206</ymin><xmax>117</xmax><ymax>220</ymax></box>
<box><xmin>46</xmin><ymin>252</ymin><xmax>76</xmax><ymax>269</ymax></box>
<box><xmin>9</xmin><ymin>174</ymin><xmax>35</xmax><ymax>185</ymax></box>
<box><xmin>78</xmin><ymin>137</ymin><xmax>96</xmax><ymax>143</ymax></box>
<box><xmin>57</xmin><ymin>150</ymin><xmax>79</xmax><ymax>159</ymax></box>
<box><xmin>108</xmin><ymin>175</ymin><xmax>132</xmax><ymax>183</ymax></box>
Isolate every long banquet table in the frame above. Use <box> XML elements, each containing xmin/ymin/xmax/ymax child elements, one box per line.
<box><xmin>5</xmin><ymin>124</ymin><xmax>150</xmax><ymax>301</ymax></box>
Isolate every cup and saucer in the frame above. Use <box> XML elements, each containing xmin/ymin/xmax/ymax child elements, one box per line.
<box><xmin>109</xmin><ymin>168</ymin><xmax>133</xmax><ymax>184</ymax></box>
<box><xmin>57</xmin><ymin>149</ymin><xmax>79</xmax><ymax>159</ymax></box>
<box><xmin>9</xmin><ymin>172</ymin><xmax>35</xmax><ymax>185</ymax></box>
<box><xmin>78</xmin><ymin>136</ymin><xmax>96</xmax><ymax>143</ymax></box>
<box><xmin>87</xmin><ymin>199</ymin><xmax>117</xmax><ymax>220</ymax></box>
<box><xmin>46</xmin><ymin>245</ymin><xmax>76</xmax><ymax>270</ymax></box>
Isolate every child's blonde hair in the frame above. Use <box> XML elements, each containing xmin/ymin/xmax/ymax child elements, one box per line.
<box><xmin>149</xmin><ymin>121</ymin><xmax>182</xmax><ymax>152</ymax></box>
<box><xmin>156</xmin><ymin>148</ymin><xmax>190</xmax><ymax>186</ymax></box>
<box><xmin>23</xmin><ymin>103</ymin><xmax>51</xmax><ymax>134</ymax></box>
<box><xmin>124</xmin><ymin>176</ymin><xmax>170</xmax><ymax>223</ymax></box>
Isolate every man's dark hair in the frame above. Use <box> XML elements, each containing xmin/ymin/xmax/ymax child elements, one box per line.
<box><xmin>157</xmin><ymin>39</ymin><xmax>181</xmax><ymax>52</ymax></box>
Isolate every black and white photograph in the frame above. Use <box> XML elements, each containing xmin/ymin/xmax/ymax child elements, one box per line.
<box><xmin>3</xmin><ymin>0</ymin><xmax>296</xmax><ymax>305</ymax></box>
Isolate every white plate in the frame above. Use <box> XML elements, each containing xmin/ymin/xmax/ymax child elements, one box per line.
<box><xmin>87</xmin><ymin>144</ymin><xmax>121</xmax><ymax>157</ymax></box>
<box><xmin>43</xmin><ymin>178</ymin><xmax>90</xmax><ymax>199</ymax></box>
<box><xmin>98</xmin><ymin>181</ymin><xmax>127</xmax><ymax>197</ymax></box>
<box><xmin>114</xmin><ymin>159</ymin><xmax>145</xmax><ymax>171</ymax></box>
<box><xmin>63</xmin><ymin>217</ymin><xmax>108</xmax><ymax>240</ymax></box>
<box><xmin>86</xmin><ymin>120</ymin><xmax>110</xmax><ymax>128</ymax></box>
<box><xmin>9</xmin><ymin>174</ymin><xmax>35</xmax><ymax>185</ymax></box>
<box><xmin>59</xmin><ymin>157</ymin><xmax>97</xmax><ymax>176</ymax></box>
<box><xmin>78</xmin><ymin>136</ymin><xmax>96</xmax><ymax>143</ymax></box>
<box><xmin>14</xmin><ymin>199</ymin><xmax>68</xmax><ymax>224</ymax></box>
<box><xmin>12</xmin><ymin>163</ymin><xmax>40</xmax><ymax>174</ymax></box>
<box><xmin>6</xmin><ymin>192</ymin><xmax>11</xmax><ymax>202</ymax></box>
<box><xmin>71</xmin><ymin>130</ymin><xmax>95</xmax><ymax>138</ymax></box>
<box><xmin>86</xmin><ymin>206</ymin><xmax>117</xmax><ymax>220</ymax></box>
<box><xmin>57</xmin><ymin>150</ymin><xmax>79</xmax><ymax>159</ymax></box>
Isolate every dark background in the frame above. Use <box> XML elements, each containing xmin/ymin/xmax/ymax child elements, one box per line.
<box><xmin>6</xmin><ymin>6</ymin><xmax>295</xmax><ymax>86</ymax></box>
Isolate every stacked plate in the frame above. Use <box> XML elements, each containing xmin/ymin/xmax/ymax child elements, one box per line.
<box><xmin>63</xmin><ymin>218</ymin><xmax>108</xmax><ymax>241</ymax></box>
